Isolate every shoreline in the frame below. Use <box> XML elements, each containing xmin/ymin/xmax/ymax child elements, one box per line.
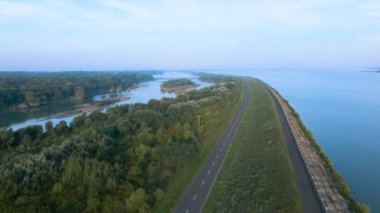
<box><xmin>259</xmin><ymin>81</ymin><xmax>349</xmax><ymax>212</ymax></box>
<box><xmin>259</xmin><ymin>79</ymin><xmax>351</xmax><ymax>212</ymax></box>
<box><xmin>1</xmin><ymin>83</ymin><xmax>146</xmax><ymax>130</ymax></box>
<box><xmin>44</xmin><ymin>96</ymin><xmax>130</xmax><ymax>120</ymax></box>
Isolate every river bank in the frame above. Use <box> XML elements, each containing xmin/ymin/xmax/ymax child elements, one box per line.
<box><xmin>45</xmin><ymin>96</ymin><xmax>130</xmax><ymax>120</ymax></box>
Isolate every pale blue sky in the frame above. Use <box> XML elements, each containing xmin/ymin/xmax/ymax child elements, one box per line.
<box><xmin>0</xmin><ymin>0</ymin><xmax>379</xmax><ymax>71</ymax></box>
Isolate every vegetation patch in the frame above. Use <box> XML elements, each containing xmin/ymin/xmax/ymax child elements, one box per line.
<box><xmin>161</xmin><ymin>78</ymin><xmax>195</xmax><ymax>88</ymax></box>
<box><xmin>0</xmin><ymin>71</ymin><xmax>154</xmax><ymax>110</ymax></box>
<box><xmin>160</xmin><ymin>78</ymin><xmax>197</xmax><ymax>94</ymax></box>
<box><xmin>204</xmin><ymin>79</ymin><xmax>302</xmax><ymax>212</ymax></box>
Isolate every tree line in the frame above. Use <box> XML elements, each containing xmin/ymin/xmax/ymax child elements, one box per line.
<box><xmin>0</xmin><ymin>71</ymin><xmax>154</xmax><ymax>109</ymax></box>
<box><xmin>0</xmin><ymin>74</ymin><xmax>242</xmax><ymax>212</ymax></box>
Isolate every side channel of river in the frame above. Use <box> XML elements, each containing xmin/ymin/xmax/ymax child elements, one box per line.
<box><xmin>3</xmin><ymin>71</ymin><xmax>213</xmax><ymax>131</ymax></box>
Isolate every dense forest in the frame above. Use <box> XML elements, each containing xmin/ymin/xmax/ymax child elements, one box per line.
<box><xmin>0</xmin><ymin>71</ymin><xmax>154</xmax><ymax>109</ymax></box>
<box><xmin>0</xmin><ymin>74</ymin><xmax>242</xmax><ymax>212</ymax></box>
<box><xmin>160</xmin><ymin>78</ymin><xmax>195</xmax><ymax>88</ymax></box>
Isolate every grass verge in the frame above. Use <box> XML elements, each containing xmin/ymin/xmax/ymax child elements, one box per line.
<box><xmin>203</xmin><ymin>79</ymin><xmax>302</xmax><ymax>212</ymax></box>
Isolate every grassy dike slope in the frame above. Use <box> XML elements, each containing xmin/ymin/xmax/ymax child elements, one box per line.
<box><xmin>204</xmin><ymin>79</ymin><xmax>302</xmax><ymax>212</ymax></box>
<box><xmin>154</xmin><ymin>79</ymin><xmax>244</xmax><ymax>211</ymax></box>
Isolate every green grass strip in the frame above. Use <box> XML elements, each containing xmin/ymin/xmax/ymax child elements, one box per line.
<box><xmin>204</xmin><ymin>79</ymin><xmax>302</xmax><ymax>212</ymax></box>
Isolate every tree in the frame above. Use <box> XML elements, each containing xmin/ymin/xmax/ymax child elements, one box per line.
<box><xmin>0</xmin><ymin>129</ymin><xmax>15</xmax><ymax>148</ymax></box>
<box><xmin>156</xmin><ymin>127</ymin><xmax>168</xmax><ymax>143</ymax></box>
<box><xmin>45</xmin><ymin>121</ymin><xmax>53</xmax><ymax>132</ymax></box>
<box><xmin>354</xmin><ymin>203</ymin><xmax>370</xmax><ymax>213</ymax></box>
<box><xmin>167</xmin><ymin>101</ymin><xmax>201</xmax><ymax>123</ymax></box>
<box><xmin>55</xmin><ymin>121</ymin><xmax>68</xmax><ymax>135</ymax></box>
<box><xmin>154</xmin><ymin>188</ymin><xmax>165</xmax><ymax>202</ymax></box>
<box><xmin>53</xmin><ymin>156</ymin><xmax>84</xmax><ymax>206</ymax></box>
<box><xmin>126</xmin><ymin>188</ymin><xmax>148</xmax><ymax>212</ymax></box>
<box><xmin>73</xmin><ymin>87</ymin><xmax>85</xmax><ymax>102</ymax></box>
<box><xmin>167</xmin><ymin>123</ymin><xmax>184</xmax><ymax>140</ymax></box>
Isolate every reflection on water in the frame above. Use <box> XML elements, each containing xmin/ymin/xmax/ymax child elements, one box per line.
<box><xmin>4</xmin><ymin>72</ymin><xmax>213</xmax><ymax>131</ymax></box>
<box><xmin>0</xmin><ymin>102</ymin><xmax>77</xmax><ymax>128</ymax></box>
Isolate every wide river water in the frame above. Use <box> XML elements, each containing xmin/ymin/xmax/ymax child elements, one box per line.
<box><xmin>205</xmin><ymin>68</ymin><xmax>380</xmax><ymax>212</ymax></box>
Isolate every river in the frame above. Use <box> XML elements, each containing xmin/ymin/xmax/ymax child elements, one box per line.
<box><xmin>2</xmin><ymin>71</ymin><xmax>213</xmax><ymax>131</ymax></box>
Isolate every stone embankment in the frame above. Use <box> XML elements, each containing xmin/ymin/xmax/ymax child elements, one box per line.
<box><xmin>263</xmin><ymin>82</ymin><xmax>349</xmax><ymax>213</ymax></box>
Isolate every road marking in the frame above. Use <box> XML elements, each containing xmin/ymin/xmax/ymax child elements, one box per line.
<box><xmin>216</xmin><ymin>154</ymin><xmax>219</xmax><ymax>158</ymax></box>
<box><xmin>185</xmin><ymin>209</ymin><xmax>189</xmax><ymax>213</ymax></box>
<box><xmin>201</xmin><ymin>180</ymin><xmax>205</xmax><ymax>185</ymax></box>
<box><xmin>193</xmin><ymin>194</ymin><xmax>197</xmax><ymax>200</ymax></box>
<box><xmin>212</xmin><ymin>162</ymin><xmax>215</xmax><ymax>166</ymax></box>
<box><xmin>207</xmin><ymin>170</ymin><xmax>210</xmax><ymax>175</ymax></box>
<box><xmin>220</xmin><ymin>148</ymin><xmax>223</xmax><ymax>152</ymax></box>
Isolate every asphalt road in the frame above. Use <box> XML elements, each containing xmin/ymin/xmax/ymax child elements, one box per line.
<box><xmin>174</xmin><ymin>81</ymin><xmax>249</xmax><ymax>213</ymax></box>
<box><xmin>259</xmin><ymin>80</ymin><xmax>324</xmax><ymax>213</ymax></box>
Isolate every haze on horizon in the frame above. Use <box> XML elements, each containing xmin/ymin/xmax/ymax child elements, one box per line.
<box><xmin>0</xmin><ymin>0</ymin><xmax>379</xmax><ymax>71</ymax></box>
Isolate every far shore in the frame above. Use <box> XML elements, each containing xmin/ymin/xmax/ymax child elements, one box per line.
<box><xmin>359</xmin><ymin>70</ymin><xmax>380</xmax><ymax>73</ymax></box>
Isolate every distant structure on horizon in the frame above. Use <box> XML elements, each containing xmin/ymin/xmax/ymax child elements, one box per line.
<box><xmin>359</xmin><ymin>68</ymin><xmax>380</xmax><ymax>73</ymax></box>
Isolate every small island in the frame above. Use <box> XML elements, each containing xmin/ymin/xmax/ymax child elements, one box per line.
<box><xmin>160</xmin><ymin>78</ymin><xmax>199</xmax><ymax>94</ymax></box>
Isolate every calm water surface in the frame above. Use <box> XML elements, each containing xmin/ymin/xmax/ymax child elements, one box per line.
<box><xmin>3</xmin><ymin>71</ymin><xmax>213</xmax><ymax>131</ymax></box>
<box><xmin>205</xmin><ymin>68</ymin><xmax>380</xmax><ymax>212</ymax></box>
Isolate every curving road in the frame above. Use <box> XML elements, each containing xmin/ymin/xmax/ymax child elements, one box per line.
<box><xmin>259</xmin><ymin>80</ymin><xmax>324</xmax><ymax>213</ymax></box>
<box><xmin>174</xmin><ymin>81</ymin><xmax>249</xmax><ymax>213</ymax></box>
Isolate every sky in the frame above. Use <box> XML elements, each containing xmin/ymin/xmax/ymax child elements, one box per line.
<box><xmin>0</xmin><ymin>0</ymin><xmax>379</xmax><ymax>71</ymax></box>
